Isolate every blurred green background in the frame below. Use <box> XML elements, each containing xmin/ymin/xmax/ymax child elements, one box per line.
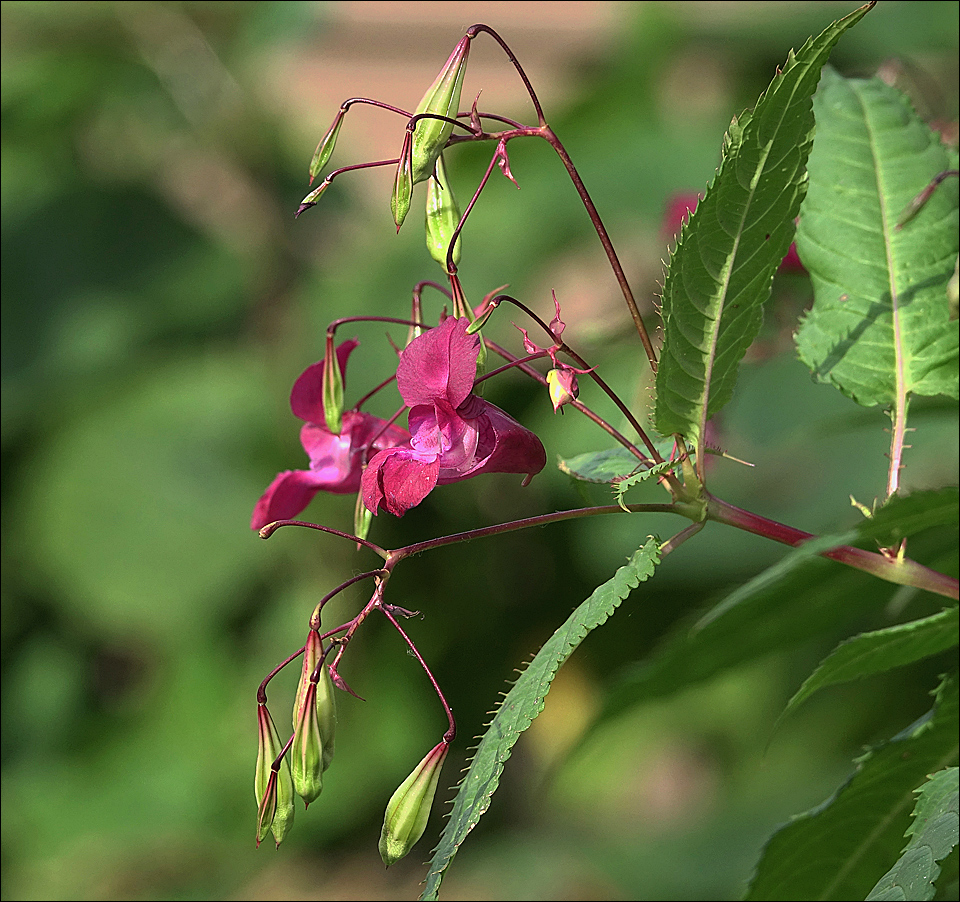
<box><xmin>2</xmin><ymin>2</ymin><xmax>957</xmax><ymax>899</ymax></box>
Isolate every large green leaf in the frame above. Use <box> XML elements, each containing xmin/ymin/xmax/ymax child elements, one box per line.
<box><xmin>867</xmin><ymin>766</ymin><xmax>959</xmax><ymax>901</ymax></box>
<box><xmin>746</xmin><ymin>673</ymin><xmax>959</xmax><ymax>901</ymax></box>
<box><xmin>795</xmin><ymin>68</ymin><xmax>959</xmax><ymax>409</ymax></box>
<box><xmin>780</xmin><ymin>606</ymin><xmax>959</xmax><ymax>723</ymax></box>
<box><xmin>654</xmin><ymin>2</ymin><xmax>873</xmax><ymax>447</ymax></box>
<box><xmin>420</xmin><ymin>538</ymin><xmax>660</xmax><ymax>901</ymax></box>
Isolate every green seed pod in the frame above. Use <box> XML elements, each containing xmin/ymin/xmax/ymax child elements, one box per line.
<box><xmin>315</xmin><ymin>659</ymin><xmax>338</xmax><ymax>772</ymax></box>
<box><xmin>391</xmin><ymin>134</ymin><xmax>414</xmax><ymax>230</ymax></box>
<box><xmin>255</xmin><ymin>704</ymin><xmax>295</xmax><ymax>845</ymax></box>
<box><xmin>425</xmin><ymin>154</ymin><xmax>461</xmax><ymax>271</ymax></box>
<box><xmin>321</xmin><ymin>331</ymin><xmax>344</xmax><ymax>434</ymax></box>
<box><xmin>309</xmin><ymin>108</ymin><xmax>345</xmax><ymax>183</ymax></box>
<box><xmin>291</xmin><ymin>681</ymin><xmax>324</xmax><ymax>806</ymax></box>
<box><xmin>379</xmin><ymin>740</ymin><xmax>449</xmax><ymax>866</ymax></box>
<box><xmin>410</xmin><ymin>35</ymin><xmax>470</xmax><ymax>185</ymax></box>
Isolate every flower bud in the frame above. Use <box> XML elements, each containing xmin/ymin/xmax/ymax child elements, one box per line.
<box><xmin>293</xmin><ymin>630</ymin><xmax>337</xmax><ymax>774</ymax></box>
<box><xmin>425</xmin><ymin>154</ymin><xmax>462</xmax><ymax>271</ymax></box>
<box><xmin>391</xmin><ymin>132</ymin><xmax>414</xmax><ymax>230</ymax></box>
<box><xmin>255</xmin><ymin>704</ymin><xmax>295</xmax><ymax>846</ymax></box>
<box><xmin>322</xmin><ymin>330</ymin><xmax>345</xmax><ymax>434</ymax></box>
<box><xmin>354</xmin><ymin>489</ymin><xmax>374</xmax><ymax>545</ymax></box>
<box><xmin>291</xmin><ymin>680</ymin><xmax>324</xmax><ymax>806</ymax></box>
<box><xmin>309</xmin><ymin>108</ymin><xmax>345</xmax><ymax>184</ymax></box>
<box><xmin>296</xmin><ymin>178</ymin><xmax>331</xmax><ymax>218</ymax></box>
<box><xmin>546</xmin><ymin>366</ymin><xmax>579</xmax><ymax>412</ymax></box>
<box><xmin>410</xmin><ymin>36</ymin><xmax>470</xmax><ymax>186</ymax></box>
<box><xmin>378</xmin><ymin>740</ymin><xmax>449</xmax><ymax>866</ymax></box>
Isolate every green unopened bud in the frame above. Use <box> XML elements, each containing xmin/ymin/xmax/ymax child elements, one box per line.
<box><xmin>293</xmin><ymin>630</ymin><xmax>338</xmax><ymax>772</ymax></box>
<box><xmin>425</xmin><ymin>154</ymin><xmax>462</xmax><ymax>271</ymax></box>
<box><xmin>379</xmin><ymin>739</ymin><xmax>449</xmax><ymax>866</ymax></box>
<box><xmin>354</xmin><ymin>489</ymin><xmax>373</xmax><ymax>545</ymax></box>
<box><xmin>255</xmin><ymin>704</ymin><xmax>295</xmax><ymax>846</ymax></box>
<box><xmin>309</xmin><ymin>108</ymin><xmax>345</xmax><ymax>184</ymax></box>
<box><xmin>392</xmin><ymin>133</ymin><xmax>414</xmax><ymax>230</ymax></box>
<box><xmin>410</xmin><ymin>35</ymin><xmax>470</xmax><ymax>185</ymax></box>
<box><xmin>297</xmin><ymin>178</ymin><xmax>331</xmax><ymax>218</ymax></box>
<box><xmin>291</xmin><ymin>680</ymin><xmax>324</xmax><ymax>806</ymax></box>
<box><xmin>315</xmin><ymin>656</ymin><xmax>338</xmax><ymax>772</ymax></box>
<box><xmin>322</xmin><ymin>330</ymin><xmax>344</xmax><ymax>434</ymax></box>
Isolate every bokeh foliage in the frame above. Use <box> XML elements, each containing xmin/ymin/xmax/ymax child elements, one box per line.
<box><xmin>2</xmin><ymin>2</ymin><xmax>957</xmax><ymax>899</ymax></box>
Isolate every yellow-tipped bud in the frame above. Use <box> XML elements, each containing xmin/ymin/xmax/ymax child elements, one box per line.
<box><xmin>379</xmin><ymin>740</ymin><xmax>449</xmax><ymax>866</ymax></box>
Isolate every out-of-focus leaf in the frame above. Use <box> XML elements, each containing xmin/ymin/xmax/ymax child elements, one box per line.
<box><xmin>746</xmin><ymin>673</ymin><xmax>959</xmax><ymax>901</ymax></box>
<box><xmin>15</xmin><ymin>351</ymin><xmax>283</xmax><ymax>644</ymax></box>
<box><xmin>867</xmin><ymin>766</ymin><xmax>959</xmax><ymax>901</ymax></box>
<box><xmin>654</xmin><ymin>2</ymin><xmax>873</xmax><ymax>447</ymax></box>
<box><xmin>781</xmin><ymin>607</ymin><xmax>959</xmax><ymax>722</ymax></box>
<box><xmin>591</xmin><ymin>489</ymin><xmax>957</xmax><ymax>734</ymax></box>
<box><xmin>421</xmin><ymin>538</ymin><xmax>660</xmax><ymax>901</ymax></box>
<box><xmin>557</xmin><ymin>447</ymin><xmax>649</xmax><ymax>483</ymax></box>
<box><xmin>795</xmin><ymin>68</ymin><xmax>959</xmax><ymax>409</ymax></box>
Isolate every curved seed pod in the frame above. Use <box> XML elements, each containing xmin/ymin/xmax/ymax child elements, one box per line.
<box><xmin>425</xmin><ymin>154</ymin><xmax>462</xmax><ymax>271</ymax></box>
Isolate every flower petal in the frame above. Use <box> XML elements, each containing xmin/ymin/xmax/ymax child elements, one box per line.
<box><xmin>290</xmin><ymin>339</ymin><xmax>359</xmax><ymax>423</ymax></box>
<box><xmin>362</xmin><ymin>447</ymin><xmax>441</xmax><ymax>517</ymax></box>
<box><xmin>397</xmin><ymin>317</ymin><xmax>478</xmax><ymax>409</ymax></box>
<box><xmin>251</xmin><ymin>469</ymin><xmax>330</xmax><ymax>530</ymax></box>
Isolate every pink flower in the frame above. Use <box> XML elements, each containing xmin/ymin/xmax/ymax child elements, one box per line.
<box><xmin>251</xmin><ymin>340</ymin><xmax>409</xmax><ymax>529</ymax></box>
<box><xmin>361</xmin><ymin>317</ymin><xmax>546</xmax><ymax>516</ymax></box>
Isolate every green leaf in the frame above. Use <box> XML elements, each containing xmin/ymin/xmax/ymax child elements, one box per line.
<box><xmin>867</xmin><ymin>766</ymin><xmax>959</xmax><ymax>901</ymax></box>
<box><xmin>746</xmin><ymin>672</ymin><xmax>960</xmax><ymax>901</ymax></box>
<box><xmin>654</xmin><ymin>2</ymin><xmax>873</xmax><ymax>447</ymax></box>
<box><xmin>420</xmin><ymin>538</ymin><xmax>661</xmax><ymax>901</ymax></box>
<box><xmin>592</xmin><ymin>489</ymin><xmax>957</xmax><ymax>735</ymax></box>
<box><xmin>795</xmin><ymin>69</ymin><xmax>959</xmax><ymax>408</ymax></box>
<box><xmin>557</xmin><ymin>447</ymin><xmax>647</xmax><ymax>483</ymax></box>
<box><xmin>613</xmin><ymin>459</ymin><xmax>680</xmax><ymax>511</ymax></box>
<box><xmin>781</xmin><ymin>607</ymin><xmax>959</xmax><ymax>723</ymax></box>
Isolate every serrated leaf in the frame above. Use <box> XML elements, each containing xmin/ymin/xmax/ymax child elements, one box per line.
<box><xmin>654</xmin><ymin>2</ymin><xmax>873</xmax><ymax>447</ymax></box>
<box><xmin>747</xmin><ymin>672</ymin><xmax>959</xmax><ymax>901</ymax></box>
<box><xmin>795</xmin><ymin>69</ymin><xmax>959</xmax><ymax>408</ymax></box>
<box><xmin>867</xmin><ymin>767</ymin><xmax>960</xmax><ymax>901</ymax></box>
<box><xmin>420</xmin><ymin>538</ymin><xmax>660</xmax><ymax>901</ymax></box>
<box><xmin>781</xmin><ymin>607</ymin><xmax>959</xmax><ymax>723</ymax></box>
<box><xmin>613</xmin><ymin>459</ymin><xmax>680</xmax><ymax>511</ymax></box>
<box><xmin>557</xmin><ymin>447</ymin><xmax>648</xmax><ymax>483</ymax></box>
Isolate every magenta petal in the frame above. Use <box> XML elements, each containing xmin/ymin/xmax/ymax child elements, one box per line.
<box><xmin>299</xmin><ymin>423</ymin><xmax>362</xmax><ymax>493</ymax></box>
<box><xmin>438</xmin><ymin>398</ymin><xmax>546</xmax><ymax>482</ymax></box>
<box><xmin>397</xmin><ymin>317</ymin><xmax>479</xmax><ymax>409</ymax></box>
<box><xmin>290</xmin><ymin>339</ymin><xmax>359</xmax><ymax>423</ymax></box>
<box><xmin>251</xmin><ymin>469</ymin><xmax>329</xmax><ymax>530</ymax></box>
<box><xmin>362</xmin><ymin>447</ymin><xmax>440</xmax><ymax>517</ymax></box>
